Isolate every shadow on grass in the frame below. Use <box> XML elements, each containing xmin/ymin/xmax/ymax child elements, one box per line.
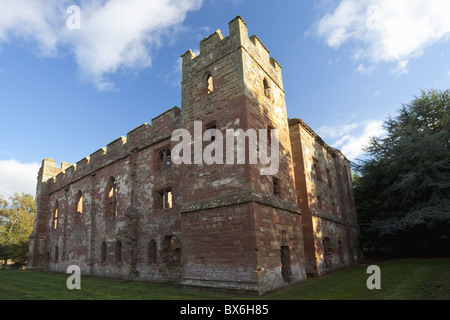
<box><xmin>0</xmin><ymin>259</ymin><xmax>448</xmax><ymax>300</ymax></box>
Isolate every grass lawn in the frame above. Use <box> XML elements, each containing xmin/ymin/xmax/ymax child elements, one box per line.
<box><xmin>0</xmin><ymin>259</ymin><xmax>449</xmax><ymax>300</ymax></box>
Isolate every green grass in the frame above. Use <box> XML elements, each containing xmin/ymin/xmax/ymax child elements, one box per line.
<box><xmin>266</xmin><ymin>259</ymin><xmax>450</xmax><ymax>300</ymax></box>
<box><xmin>0</xmin><ymin>259</ymin><xmax>449</xmax><ymax>300</ymax></box>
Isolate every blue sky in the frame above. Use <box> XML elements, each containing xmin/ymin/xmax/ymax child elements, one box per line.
<box><xmin>1</xmin><ymin>0</ymin><xmax>450</xmax><ymax>198</ymax></box>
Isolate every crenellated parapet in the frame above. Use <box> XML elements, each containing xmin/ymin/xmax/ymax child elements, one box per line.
<box><xmin>40</xmin><ymin>107</ymin><xmax>182</xmax><ymax>194</ymax></box>
<box><xmin>181</xmin><ymin>15</ymin><xmax>282</xmax><ymax>89</ymax></box>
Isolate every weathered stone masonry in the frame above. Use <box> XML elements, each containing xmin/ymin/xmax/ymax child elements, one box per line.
<box><xmin>289</xmin><ymin>119</ymin><xmax>361</xmax><ymax>276</ymax></box>
<box><xmin>28</xmin><ymin>16</ymin><xmax>362</xmax><ymax>295</ymax></box>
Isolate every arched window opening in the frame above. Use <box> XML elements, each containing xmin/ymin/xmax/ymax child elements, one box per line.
<box><xmin>206</xmin><ymin>74</ymin><xmax>214</xmax><ymax>94</ymax></box>
<box><xmin>106</xmin><ymin>177</ymin><xmax>117</xmax><ymax>217</ymax></box>
<box><xmin>75</xmin><ymin>191</ymin><xmax>83</xmax><ymax>215</ymax></box>
<box><xmin>263</xmin><ymin>78</ymin><xmax>271</xmax><ymax>98</ymax></box>
<box><xmin>54</xmin><ymin>245</ymin><xmax>59</xmax><ymax>262</ymax></box>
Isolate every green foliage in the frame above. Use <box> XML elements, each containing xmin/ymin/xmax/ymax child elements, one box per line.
<box><xmin>354</xmin><ymin>89</ymin><xmax>450</xmax><ymax>257</ymax></box>
<box><xmin>0</xmin><ymin>193</ymin><xmax>35</xmax><ymax>265</ymax></box>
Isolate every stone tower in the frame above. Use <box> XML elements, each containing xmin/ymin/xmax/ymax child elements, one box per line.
<box><xmin>178</xmin><ymin>16</ymin><xmax>306</xmax><ymax>294</ymax></box>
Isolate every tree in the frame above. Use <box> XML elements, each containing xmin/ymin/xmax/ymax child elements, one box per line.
<box><xmin>0</xmin><ymin>193</ymin><xmax>35</xmax><ymax>266</ymax></box>
<box><xmin>354</xmin><ymin>89</ymin><xmax>450</xmax><ymax>257</ymax></box>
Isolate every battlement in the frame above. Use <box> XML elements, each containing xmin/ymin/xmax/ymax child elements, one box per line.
<box><xmin>41</xmin><ymin>107</ymin><xmax>182</xmax><ymax>193</ymax></box>
<box><xmin>181</xmin><ymin>15</ymin><xmax>282</xmax><ymax>85</ymax></box>
<box><xmin>248</xmin><ymin>35</ymin><xmax>282</xmax><ymax>71</ymax></box>
<box><xmin>199</xmin><ymin>29</ymin><xmax>224</xmax><ymax>55</ymax></box>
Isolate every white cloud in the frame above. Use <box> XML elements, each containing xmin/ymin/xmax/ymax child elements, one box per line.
<box><xmin>355</xmin><ymin>63</ymin><xmax>376</xmax><ymax>75</ymax></box>
<box><xmin>0</xmin><ymin>0</ymin><xmax>203</xmax><ymax>90</ymax></box>
<box><xmin>0</xmin><ymin>159</ymin><xmax>40</xmax><ymax>199</ymax></box>
<box><xmin>0</xmin><ymin>0</ymin><xmax>64</xmax><ymax>56</ymax></box>
<box><xmin>315</xmin><ymin>0</ymin><xmax>450</xmax><ymax>75</ymax></box>
<box><xmin>390</xmin><ymin>59</ymin><xmax>409</xmax><ymax>77</ymax></box>
<box><xmin>317</xmin><ymin>120</ymin><xmax>386</xmax><ymax>161</ymax></box>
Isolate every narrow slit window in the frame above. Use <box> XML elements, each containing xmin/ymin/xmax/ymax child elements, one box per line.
<box><xmin>101</xmin><ymin>242</ymin><xmax>107</xmax><ymax>263</ymax></box>
<box><xmin>53</xmin><ymin>201</ymin><xmax>59</xmax><ymax>230</ymax></box>
<box><xmin>54</xmin><ymin>246</ymin><xmax>59</xmax><ymax>262</ymax></box>
<box><xmin>106</xmin><ymin>177</ymin><xmax>117</xmax><ymax>217</ymax></box>
<box><xmin>148</xmin><ymin>240</ymin><xmax>157</xmax><ymax>264</ymax></box>
<box><xmin>115</xmin><ymin>240</ymin><xmax>122</xmax><ymax>264</ymax></box>
<box><xmin>313</xmin><ymin>158</ymin><xmax>321</xmax><ymax>182</ymax></box>
<box><xmin>273</xmin><ymin>177</ymin><xmax>280</xmax><ymax>197</ymax></box>
<box><xmin>266</xmin><ymin>124</ymin><xmax>274</xmax><ymax>146</ymax></box>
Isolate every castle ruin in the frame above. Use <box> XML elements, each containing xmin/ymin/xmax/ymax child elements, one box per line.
<box><xmin>28</xmin><ymin>16</ymin><xmax>361</xmax><ymax>296</ymax></box>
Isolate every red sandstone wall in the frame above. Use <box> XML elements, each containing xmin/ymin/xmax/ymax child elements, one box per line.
<box><xmin>289</xmin><ymin>119</ymin><xmax>359</xmax><ymax>276</ymax></box>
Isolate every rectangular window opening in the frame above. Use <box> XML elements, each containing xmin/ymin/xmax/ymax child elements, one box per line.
<box><xmin>157</xmin><ymin>189</ymin><xmax>173</xmax><ymax>210</ymax></box>
<box><xmin>273</xmin><ymin>177</ymin><xmax>280</xmax><ymax>197</ymax></box>
<box><xmin>157</xmin><ymin>147</ymin><xmax>171</xmax><ymax>171</ymax></box>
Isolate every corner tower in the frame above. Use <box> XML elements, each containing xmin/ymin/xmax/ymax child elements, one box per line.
<box><xmin>179</xmin><ymin>16</ymin><xmax>306</xmax><ymax>295</ymax></box>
